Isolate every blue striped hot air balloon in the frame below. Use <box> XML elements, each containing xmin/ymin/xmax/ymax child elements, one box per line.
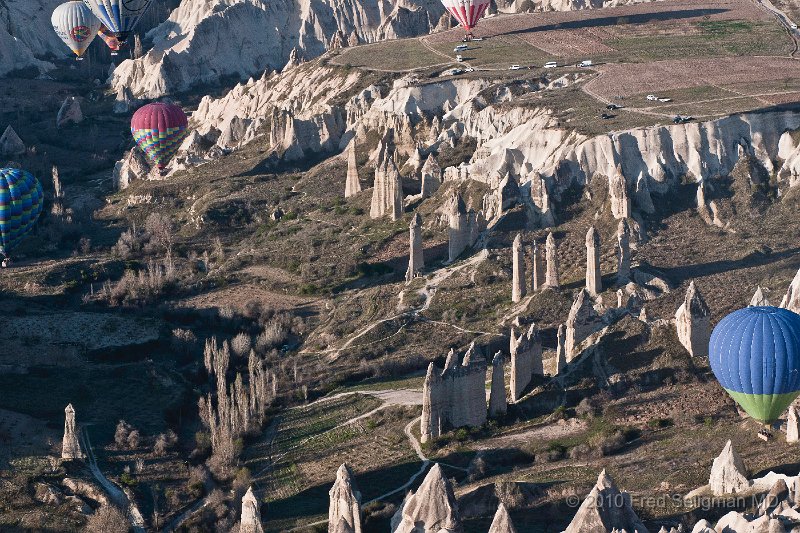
<box><xmin>82</xmin><ymin>0</ymin><xmax>154</xmax><ymax>44</ymax></box>
<box><xmin>710</xmin><ymin>306</ymin><xmax>800</xmax><ymax>424</ymax></box>
<box><xmin>0</xmin><ymin>168</ymin><xmax>44</xmax><ymax>257</ymax></box>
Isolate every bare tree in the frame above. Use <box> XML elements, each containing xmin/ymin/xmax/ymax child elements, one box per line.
<box><xmin>83</xmin><ymin>504</ymin><xmax>129</xmax><ymax>533</ymax></box>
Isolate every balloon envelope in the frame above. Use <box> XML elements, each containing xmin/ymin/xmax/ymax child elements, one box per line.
<box><xmin>131</xmin><ymin>103</ymin><xmax>189</xmax><ymax>170</ymax></box>
<box><xmin>98</xmin><ymin>25</ymin><xmax>122</xmax><ymax>53</ymax></box>
<box><xmin>0</xmin><ymin>168</ymin><xmax>44</xmax><ymax>256</ymax></box>
<box><xmin>52</xmin><ymin>1</ymin><xmax>101</xmax><ymax>58</ymax></box>
<box><xmin>82</xmin><ymin>0</ymin><xmax>154</xmax><ymax>42</ymax></box>
<box><xmin>441</xmin><ymin>0</ymin><xmax>491</xmax><ymax>31</ymax></box>
<box><xmin>710</xmin><ymin>306</ymin><xmax>800</xmax><ymax>424</ymax></box>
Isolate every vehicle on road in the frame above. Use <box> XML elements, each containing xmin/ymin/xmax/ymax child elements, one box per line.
<box><xmin>456</xmin><ymin>55</ymin><xmax>463</xmax><ymax>62</ymax></box>
<box><xmin>791</xmin><ymin>22</ymin><xmax>798</xmax><ymax>29</ymax></box>
<box><xmin>673</xmin><ymin>115</ymin><xmax>694</xmax><ymax>124</ymax></box>
<box><xmin>606</xmin><ymin>103</ymin><xmax>623</xmax><ymax>110</ymax></box>
<box><xmin>509</xmin><ymin>64</ymin><xmax>521</xmax><ymax>70</ymax></box>
<box><xmin>454</xmin><ymin>44</ymin><xmax>468</xmax><ymax>52</ymax></box>
<box><xmin>579</xmin><ymin>60</ymin><xmax>593</xmax><ymax>68</ymax></box>
<box><xmin>464</xmin><ymin>67</ymin><xmax>475</xmax><ymax>72</ymax></box>
<box><xmin>646</xmin><ymin>94</ymin><xmax>658</xmax><ymax>101</ymax></box>
<box><xmin>544</xmin><ymin>61</ymin><xmax>558</xmax><ymax>69</ymax></box>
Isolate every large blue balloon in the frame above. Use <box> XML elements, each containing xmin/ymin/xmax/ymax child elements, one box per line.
<box><xmin>709</xmin><ymin>306</ymin><xmax>800</xmax><ymax>423</ymax></box>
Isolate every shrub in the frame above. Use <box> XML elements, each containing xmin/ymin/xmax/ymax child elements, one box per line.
<box><xmin>84</xmin><ymin>504</ymin><xmax>130</xmax><ymax>533</ymax></box>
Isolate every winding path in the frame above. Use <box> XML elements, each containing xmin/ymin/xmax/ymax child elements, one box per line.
<box><xmin>79</xmin><ymin>427</ymin><xmax>146</xmax><ymax>532</ymax></box>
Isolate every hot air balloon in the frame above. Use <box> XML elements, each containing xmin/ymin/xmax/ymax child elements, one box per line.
<box><xmin>441</xmin><ymin>0</ymin><xmax>491</xmax><ymax>40</ymax></box>
<box><xmin>82</xmin><ymin>0</ymin><xmax>154</xmax><ymax>44</ymax></box>
<box><xmin>709</xmin><ymin>306</ymin><xmax>800</xmax><ymax>425</ymax></box>
<box><xmin>51</xmin><ymin>1</ymin><xmax>102</xmax><ymax>60</ymax></box>
<box><xmin>131</xmin><ymin>102</ymin><xmax>189</xmax><ymax>172</ymax></box>
<box><xmin>0</xmin><ymin>168</ymin><xmax>44</xmax><ymax>261</ymax></box>
<box><xmin>98</xmin><ymin>25</ymin><xmax>123</xmax><ymax>55</ymax></box>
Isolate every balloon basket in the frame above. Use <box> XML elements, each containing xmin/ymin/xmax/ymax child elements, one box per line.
<box><xmin>76</xmin><ymin>57</ymin><xmax>84</xmax><ymax>61</ymax></box>
<box><xmin>111</xmin><ymin>52</ymin><xmax>119</xmax><ymax>56</ymax></box>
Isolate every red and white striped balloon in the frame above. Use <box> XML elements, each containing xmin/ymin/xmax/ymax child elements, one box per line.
<box><xmin>441</xmin><ymin>0</ymin><xmax>491</xmax><ymax>31</ymax></box>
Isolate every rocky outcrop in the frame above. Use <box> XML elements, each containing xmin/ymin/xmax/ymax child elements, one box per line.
<box><xmin>113</xmin><ymin>149</ymin><xmax>151</xmax><ymax>190</ymax></box>
<box><xmin>585</xmin><ymin>226</ymin><xmax>601</xmax><ymax>296</ymax></box>
<box><xmin>634</xmin><ymin>172</ymin><xmax>655</xmax><ymax>214</ymax></box>
<box><xmin>421</xmin><ymin>154</ymin><xmax>442</xmax><ymax>198</ymax></box>
<box><xmin>391</xmin><ymin>464</ymin><xmax>462</xmax><ymax>533</ymax></box>
<box><xmin>111</xmin><ymin>0</ymin><xmax>446</xmax><ymax>98</ymax></box>
<box><xmin>709</xmin><ymin>440</ymin><xmax>750</xmax><ymax>495</ymax></box>
<box><xmin>675</xmin><ymin>281</ymin><xmax>711</xmax><ymax>358</ymax></box>
<box><xmin>489</xmin><ymin>352</ymin><xmax>507</xmax><ymax>418</ymax></box>
<box><xmin>750</xmin><ymin>286</ymin><xmax>771</xmax><ymax>307</ymax></box>
<box><xmin>545</xmin><ymin>232</ymin><xmax>560</xmax><ymax>289</ymax></box>
<box><xmin>421</xmin><ymin>349</ymin><xmax>487</xmax><ymax>443</ymax></box>
<box><xmin>609</xmin><ymin>169</ymin><xmax>631</xmax><ymax>219</ymax></box>
<box><xmin>241</xmin><ymin>486</ymin><xmax>264</xmax><ymax>533</ymax></box>
<box><xmin>780</xmin><ymin>268</ymin><xmax>800</xmax><ymax>314</ymax></box>
<box><xmin>510</xmin><ymin>323</ymin><xmax>542</xmax><ymax>402</ymax></box>
<box><xmin>488</xmin><ymin>503</ymin><xmax>518</xmax><ymax>533</ymax></box>
<box><xmin>530</xmin><ymin>172</ymin><xmax>555</xmax><ymax>227</ymax></box>
<box><xmin>616</xmin><ymin>219</ymin><xmax>631</xmax><ymax>285</ymax></box>
<box><xmin>787</xmin><ymin>405</ymin><xmax>800</xmax><ymax>444</ymax></box>
<box><xmin>0</xmin><ymin>126</ymin><xmax>25</xmax><ymax>157</ymax></box>
<box><xmin>61</xmin><ymin>404</ymin><xmax>83</xmax><ymax>460</ymax></box>
<box><xmin>113</xmin><ymin>86</ymin><xmax>137</xmax><ymax>115</ymax></box>
<box><xmin>56</xmin><ymin>97</ymin><xmax>83</xmax><ymax>128</ymax></box>
<box><xmin>345</xmin><ymin>141</ymin><xmax>361</xmax><ymax>198</ymax></box>
<box><xmin>329</xmin><ymin>464</ymin><xmax>362</xmax><ymax>533</ymax></box>
<box><xmin>497</xmin><ymin>174</ymin><xmax>520</xmax><ymax>215</ymax></box>
<box><xmin>447</xmin><ymin>192</ymin><xmax>469</xmax><ymax>262</ymax></box>
<box><xmin>531</xmin><ymin>240</ymin><xmax>544</xmax><ymax>291</ymax></box>
<box><xmin>564</xmin><ymin>469</ymin><xmax>649</xmax><ymax>533</ymax></box>
<box><xmin>714</xmin><ymin>511</ymin><xmax>787</xmax><ymax>532</ymax></box>
<box><xmin>565</xmin><ymin>290</ymin><xmax>603</xmax><ymax>361</ymax></box>
<box><xmin>406</xmin><ymin>213</ymin><xmax>424</xmax><ymax>282</ymax></box>
<box><xmin>512</xmin><ymin>234</ymin><xmax>526</xmax><ymax>303</ymax></box>
<box><xmin>0</xmin><ymin>0</ymin><xmax>60</xmax><ymax>76</ymax></box>
<box><xmin>370</xmin><ymin>155</ymin><xmax>403</xmax><ymax>220</ymax></box>
<box><xmin>556</xmin><ymin>324</ymin><xmax>567</xmax><ymax>375</ymax></box>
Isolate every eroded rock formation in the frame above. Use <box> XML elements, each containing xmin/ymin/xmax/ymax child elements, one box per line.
<box><xmin>616</xmin><ymin>219</ymin><xmax>631</xmax><ymax>285</ymax></box>
<box><xmin>406</xmin><ymin>213</ymin><xmax>424</xmax><ymax>282</ymax></box>
<box><xmin>329</xmin><ymin>464</ymin><xmax>362</xmax><ymax>533</ymax></box>
<box><xmin>709</xmin><ymin>440</ymin><xmax>750</xmax><ymax>495</ymax></box>
<box><xmin>0</xmin><ymin>126</ymin><xmax>25</xmax><ymax>157</ymax></box>
<box><xmin>370</xmin><ymin>155</ymin><xmax>403</xmax><ymax>220</ymax></box>
<box><xmin>787</xmin><ymin>405</ymin><xmax>799</xmax><ymax>444</ymax></box>
<box><xmin>421</xmin><ymin>154</ymin><xmax>442</xmax><ymax>198</ymax></box>
<box><xmin>241</xmin><ymin>486</ymin><xmax>264</xmax><ymax>533</ymax></box>
<box><xmin>780</xmin><ymin>268</ymin><xmax>800</xmax><ymax>314</ymax></box>
<box><xmin>488</xmin><ymin>503</ymin><xmax>518</xmax><ymax>533</ymax></box>
<box><xmin>564</xmin><ymin>469</ymin><xmax>649</xmax><ymax>533</ymax></box>
<box><xmin>545</xmin><ymin>232</ymin><xmax>560</xmax><ymax>289</ymax></box>
<box><xmin>586</xmin><ymin>226</ymin><xmax>601</xmax><ymax>296</ymax></box>
<box><xmin>448</xmin><ymin>192</ymin><xmax>469</xmax><ymax>262</ymax></box>
<box><xmin>56</xmin><ymin>97</ymin><xmax>83</xmax><ymax>128</ymax></box>
<box><xmin>391</xmin><ymin>464</ymin><xmax>462</xmax><ymax>533</ymax></box>
<box><xmin>510</xmin><ymin>323</ymin><xmax>543</xmax><ymax>402</ymax></box>
<box><xmin>512</xmin><ymin>234</ymin><xmax>526</xmax><ymax>303</ymax></box>
<box><xmin>489</xmin><ymin>352</ymin><xmax>507</xmax><ymax>418</ymax></box>
<box><xmin>61</xmin><ymin>404</ymin><xmax>83</xmax><ymax>460</ymax></box>
<box><xmin>531</xmin><ymin>240</ymin><xmax>544</xmax><ymax>291</ymax></box>
<box><xmin>421</xmin><ymin>349</ymin><xmax>487</xmax><ymax>442</ymax></box>
<box><xmin>675</xmin><ymin>281</ymin><xmax>711</xmax><ymax>358</ymax></box>
<box><xmin>345</xmin><ymin>141</ymin><xmax>361</xmax><ymax>198</ymax></box>
<box><xmin>565</xmin><ymin>289</ymin><xmax>603</xmax><ymax>361</ymax></box>
<box><xmin>530</xmin><ymin>172</ymin><xmax>555</xmax><ymax>227</ymax></box>
<box><xmin>750</xmin><ymin>286</ymin><xmax>771</xmax><ymax>307</ymax></box>
<box><xmin>556</xmin><ymin>324</ymin><xmax>567</xmax><ymax>375</ymax></box>
<box><xmin>609</xmin><ymin>169</ymin><xmax>631</xmax><ymax>219</ymax></box>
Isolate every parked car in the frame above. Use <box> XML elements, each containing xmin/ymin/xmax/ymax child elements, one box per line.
<box><xmin>544</xmin><ymin>61</ymin><xmax>558</xmax><ymax>69</ymax></box>
<box><xmin>673</xmin><ymin>115</ymin><xmax>694</xmax><ymax>124</ymax></box>
<box><xmin>606</xmin><ymin>103</ymin><xmax>623</xmax><ymax>110</ymax></box>
<box><xmin>464</xmin><ymin>67</ymin><xmax>475</xmax><ymax>72</ymax></box>
<box><xmin>579</xmin><ymin>60</ymin><xmax>593</xmax><ymax>67</ymax></box>
<box><xmin>456</xmin><ymin>54</ymin><xmax>464</xmax><ymax>62</ymax></box>
<box><xmin>509</xmin><ymin>64</ymin><xmax>521</xmax><ymax>70</ymax></box>
<box><xmin>454</xmin><ymin>44</ymin><xmax>468</xmax><ymax>52</ymax></box>
<box><xmin>658</xmin><ymin>97</ymin><xmax>672</xmax><ymax>103</ymax></box>
<box><xmin>600</xmin><ymin>112</ymin><xmax>614</xmax><ymax>119</ymax></box>
<box><xmin>646</xmin><ymin>94</ymin><xmax>658</xmax><ymax>101</ymax></box>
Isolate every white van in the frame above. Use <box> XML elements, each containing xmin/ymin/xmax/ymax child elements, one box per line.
<box><xmin>456</xmin><ymin>54</ymin><xmax>464</xmax><ymax>62</ymax></box>
<box><xmin>544</xmin><ymin>61</ymin><xmax>558</xmax><ymax>69</ymax></box>
<box><xmin>579</xmin><ymin>60</ymin><xmax>593</xmax><ymax>68</ymax></box>
<box><xmin>454</xmin><ymin>44</ymin><xmax>468</xmax><ymax>52</ymax></box>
